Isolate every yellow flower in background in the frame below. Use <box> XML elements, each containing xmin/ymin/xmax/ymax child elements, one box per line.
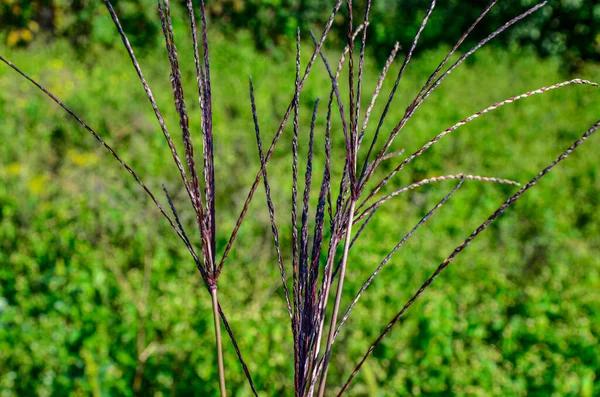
<box><xmin>5</xmin><ymin>28</ymin><xmax>33</xmax><ymax>46</ymax></box>
<box><xmin>7</xmin><ymin>30</ymin><xmax>20</xmax><ymax>46</ymax></box>
<box><xmin>5</xmin><ymin>163</ymin><xmax>21</xmax><ymax>176</ymax></box>
<box><xmin>28</xmin><ymin>175</ymin><xmax>50</xmax><ymax>195</ymax></box>
<box><xmin>15</xmin><ymin>98</ymin><xmax>27</xmax><ymax>109</ymax></box>
<box><xmin>50</xmin><ymin>59</ymin><xmax>64</xmax><ymax>69</ymax></box>
<box><xmin>67</xmin><ymin>149</ymin><xmax>100</xmax><ymax>167</ymax></box>
<box><xmin>28</xmin><ymin>21</ymin><xmax>40</xmax><ymax>33</ymax></box>
<box><xmin>21</xmin><ymin>29</ymin><xmax>33</xmax><ymax>42</ymax></box>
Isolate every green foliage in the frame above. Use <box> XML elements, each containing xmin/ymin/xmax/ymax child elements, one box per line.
<box><xmin>1</xmin><ymin>0</ymin><xmax>600</xmax><ymax>65</ymax></box>
<box><xmin>1</xmin><ymin>34</ymin><xmax>599</xmax><ymax>395</ymax></box>
<box><xmin>362</xmin><ymin>0</ymin><xmax>600</xmax><ymax>65</ymax></box>
<box><xmin>0</xmin><ymin>0</ymin><xmax>160</xmax><ymax>50</ymax></box>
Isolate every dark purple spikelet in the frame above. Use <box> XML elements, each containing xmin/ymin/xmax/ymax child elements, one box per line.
<box><xmin>249</xmin><ymin>77</ymin><xmax>293</xmax><ymax>321</ymax></box>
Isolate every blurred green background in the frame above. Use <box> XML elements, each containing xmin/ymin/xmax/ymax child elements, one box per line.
<box><xmin>1</xmin><ymin>1</ymin><xmax>599</xmax><ymax>396</ymax></box>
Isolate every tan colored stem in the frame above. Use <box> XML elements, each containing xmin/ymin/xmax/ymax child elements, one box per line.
<box><xmin>211</xmin><ymin>287</ymin><xmax>227</xmax><ymax>397</ymax></box>
<box><xmin>317</xmin><ymin>200</ymin><xmax>356</xmax><ymax>397</ymax></box>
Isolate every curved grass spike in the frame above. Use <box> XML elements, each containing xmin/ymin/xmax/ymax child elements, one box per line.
<box><xmin>414</xmin><ymin>1</ymin><xmax>547</xmax><ymax>110</ymax></box>
<box><xmin>324</xmin><ymin>88</ymin><xmax>335</xmax><ymax>224</ymax></box>
<box><xmin>300</xmin><ymin>99</ymin><xmax>319</xmax><ymax>305</ymax></box>
<box><xmin>332</xmin><ymin>176</ymin><xmax>517</xmax><ymax>342</ymax></box>
<box><xmin>358</xmin><ymin>42</ymin><xmax>400</xmax><ymax>148</ymax></box>
<box><xmin>184</xmin><ymin>0</ymin><xmax>213</xmax><ymax>270</ymax></box>
<box><xmin>346</xmin><ymin>0</ymin><xmax>357</xmax><ymax>195</ymax></box>
<box><xmin>309</xmin><ymin>29</ymin><xmax>351</xmax><ymax>189</ymax></box>
<box><xmin>338</xmin><ymin>119</ymin><xmax>600</xmax><ymax>395</ymax></box>
<box><xmin>358</xmin><ymin>79</ymin><xmax>599</xmax><ymax>211</ymax></box>
<box><xmin>353</xmin><ymin>0</ymin><xmax>372</xmax><ymax>152</ymax></box>
<box><xmin>198</xmin><ymin>0</ymin><xmax>217</xmax><ymax>265</ymax></box>
<box><xmin>412</xmin><ymin>0</ymin><xmax>499</xmax><ymax>104</ymax></box>
<box><xmin>354</xmin><ymin>174</ymin><xmax>520</xmax><ymax>225</ymax></box>
<box><xmin>185</xmin><ymin>0</ymin><xmax>206</xmax><ymax>137</ymax></box>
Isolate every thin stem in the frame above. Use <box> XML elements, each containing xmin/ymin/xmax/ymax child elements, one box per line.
<box><xmin>317</xmin><ymin>200</ymin><xmax>357</xmax><ymax>397</ymax></box>
<box><xmin>211</xmin><ymin>288</ymin><xmax>227</xmax><ymax>397</ymax></box>
<box><xmin>307</xmin><ymin>238</ymin><xmax>338</xmax><ymax>396</ymax></box>
<box><xmin>218</xmin><ymin>304</ymin><xmax>258</xmax><ymax>396</ymax></box>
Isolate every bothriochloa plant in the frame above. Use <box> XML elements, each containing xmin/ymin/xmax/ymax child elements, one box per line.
<box><xmin>1</xmin><ymin>0</ymin><xmax>598</xmax><ymax>395</ymax></box>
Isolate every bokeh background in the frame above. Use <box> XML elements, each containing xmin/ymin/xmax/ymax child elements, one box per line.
<box><xmin>1</xmin><ymin>1</ymin><xmax>599</xmax><ymax>396</ymax></box>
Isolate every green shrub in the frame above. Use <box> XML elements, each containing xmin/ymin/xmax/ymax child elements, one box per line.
<box><xmin>2</xmin><ymin>0</ymin><xmax>599</xmax><ymax>65</ymax></box>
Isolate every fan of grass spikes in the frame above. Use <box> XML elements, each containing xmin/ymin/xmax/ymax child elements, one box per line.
<box><xmin>1</xmin><ymin>0</ymin><xmax>599</xmax><ymax>395</ymax></box>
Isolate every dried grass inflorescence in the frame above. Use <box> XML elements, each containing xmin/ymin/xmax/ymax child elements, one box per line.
<box><xmin>1</xmin><ymin>0</ymin><xmax>598</xmax><ymax>395</ymax></box>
